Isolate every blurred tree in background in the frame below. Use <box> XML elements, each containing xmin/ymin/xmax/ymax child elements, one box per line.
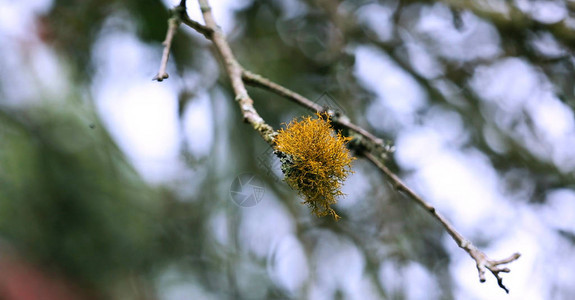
<box><xmin>1</xmin><ymin>0</ymin><xmax>575</xmax><ymax>299</ymax></box>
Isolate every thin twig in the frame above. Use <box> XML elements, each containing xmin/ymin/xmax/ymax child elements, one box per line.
<box><xmin>363</xmin><ymin>152</ymin><xmax>465</xmax><ymax>244</ymax></box>
<box><xmin>241</xmin><ymin>70</ymin><xmax>323</xmax><ymax>111</ymax></box>
<box><xmin>153</xmin><ymin>10</ymin><xmax>181</xmax><ymax>81</ymax></box>
<box><xmin>364</xmin><ymin>151</ymin><xmax>520</xmax><ymax>293</ymax></box>
<box><xmin>179</xmin><ymin>11</ymin><xmax>213</xmax><ymax>38</ymax></box>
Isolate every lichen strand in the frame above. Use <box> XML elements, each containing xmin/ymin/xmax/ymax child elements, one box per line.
<box><xmin>274</xmin><ymin>113</ymin><xmax>354</xmax><ymax>220</ymax></box>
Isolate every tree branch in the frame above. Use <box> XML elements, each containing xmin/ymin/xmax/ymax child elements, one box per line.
<box><xmin>153</xmin><ymin>12</ymin><xmax>180</xmax><ymax>82</ymax></box>
<box><xmin>364</xmin><ymin>152</ymin><xmax>520</xmax><ymax>293</ymax></box>
<box><xmin>156</xmin><ymin>0</ymin><xmax>521</xmax><ymax>293</ymax></box>
<box><xmin>179</xmin><ymin>9</ymin><xmax>213</xmax><ymax>38</ymax></box>
<box><xmin>196</xmin><ymin>0</ymin><xmax>275</xmax><ymax>144</ymax></box>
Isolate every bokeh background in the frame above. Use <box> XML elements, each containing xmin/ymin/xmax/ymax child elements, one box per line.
<box><xmin>1</xmin><ymin>0</ymin><xmax>575</xmax><ymax>299</ymax></box>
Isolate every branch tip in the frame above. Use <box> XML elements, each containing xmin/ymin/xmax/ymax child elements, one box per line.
<box><xmin>471</xmin><ymin>249</ymin><xmax>521</xmax><ymax>293</ymax></box>
<box><xmin>153</xmin><ymin>73</ymin><xmax>169</xmax><ymax>82</ymax></box>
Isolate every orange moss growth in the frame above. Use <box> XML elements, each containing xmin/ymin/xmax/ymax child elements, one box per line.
<box><xmin>274</xmin><ymin>113</ymin><xmax>355</xmax><ymax>220</ymax></box>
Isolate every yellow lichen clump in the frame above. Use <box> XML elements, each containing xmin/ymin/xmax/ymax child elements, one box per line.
<box><xmin>274</xmin><ymin>113</ymin><xmax>354</xmax><ymax>220</ymax></box>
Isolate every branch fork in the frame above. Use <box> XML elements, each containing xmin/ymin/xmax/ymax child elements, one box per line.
<box><xmin>153</xmin><ymin>0</ymin><xmax>213</xmax><ymax>82</ymax></box>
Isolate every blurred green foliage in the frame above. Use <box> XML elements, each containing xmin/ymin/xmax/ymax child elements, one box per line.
<box><xmin>0</xmin><ymin>102</ymin><xmax>166</xmax><ymax>294</ymax></box>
